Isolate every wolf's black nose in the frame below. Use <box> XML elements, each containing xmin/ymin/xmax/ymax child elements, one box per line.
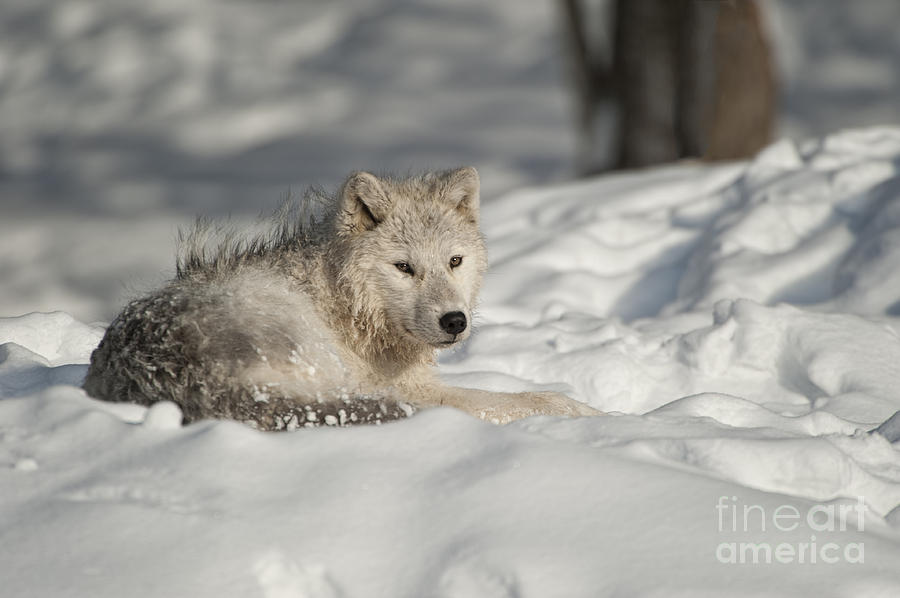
<box><xmin>439</xmin><ymin>311</ymin><xmax>467</xmax><ymax>335</ymax></box>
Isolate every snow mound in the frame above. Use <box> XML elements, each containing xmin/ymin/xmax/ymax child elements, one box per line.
<box><xmin>3</xmin><ymin>129</ymin><xmax>900</xmax><ymax>596</ymax></box>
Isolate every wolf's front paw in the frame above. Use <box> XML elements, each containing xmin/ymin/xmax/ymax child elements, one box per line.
<box><xmin>517</xmin><ymin>391</ymin><xmax>603</xmax><ymax>418</ymax></box>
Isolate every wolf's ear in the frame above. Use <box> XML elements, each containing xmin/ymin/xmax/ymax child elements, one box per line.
<box><xmin>339</xmin><ymin>171</ymin><xmax>392</xmax><ymax>234</ymax></box>
<box><xmin>443</xmin><ymin>167</ymin><xmax>480</xmax><ymax>223</ymax></box>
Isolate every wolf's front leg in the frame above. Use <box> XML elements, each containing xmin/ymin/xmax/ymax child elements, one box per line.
<box><xmin>422</xmin><ymin>386</ymin><xmax>602</xmax><ymax>424</ymax></box>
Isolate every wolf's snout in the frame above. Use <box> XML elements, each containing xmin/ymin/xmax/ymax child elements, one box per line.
<box><xmin>439</xmin><ymin>311</ymin><xmax>467</xmax><ymax>335</ymax></box>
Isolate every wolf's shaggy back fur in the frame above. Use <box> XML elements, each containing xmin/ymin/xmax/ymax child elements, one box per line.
<box><xmin>175</xmin><ymin>188</ymin><xmax>327</xmax><ymax>280</ymax></box>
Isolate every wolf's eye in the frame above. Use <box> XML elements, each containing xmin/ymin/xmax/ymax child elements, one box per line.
<box><xmin>449</xmin><ymin>255</ymin><xmax>463</xmax><ymax>268</ymax></box>
<box><xmin>395</xmin><ymin>262</ymin><xmax>414</xmax><ymax>275</ymax></box>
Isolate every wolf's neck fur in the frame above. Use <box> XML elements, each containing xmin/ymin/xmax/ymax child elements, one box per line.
<box><xmin>300</xmin><ymin>246</ymin><xmax>434</xmax><ymax>382</ymax></box>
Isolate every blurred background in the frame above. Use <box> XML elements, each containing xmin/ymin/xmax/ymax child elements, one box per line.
<box><xmin>2</xmin><ymin>0</ymin><xmax>899</xmax><ymax>322</ymax></box>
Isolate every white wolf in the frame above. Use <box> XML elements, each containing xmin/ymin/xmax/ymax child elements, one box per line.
<box><xmin>83</xmin><ymin>167</ymin><xmax>599</xmax><ymax>430</ymax></box>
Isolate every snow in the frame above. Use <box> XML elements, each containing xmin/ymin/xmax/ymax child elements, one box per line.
<box><xmin>4</xmin><ymin>0</ymin><xmax>900</xmax><ymax>592</ymax></box>
<box><xmin>3</xmin><ymin>128</ymin><xmax>900</xmax><ymax>596</ymax></box>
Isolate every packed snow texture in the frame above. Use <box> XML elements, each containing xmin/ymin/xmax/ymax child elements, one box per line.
<box><xmin>3</xmin><ymin>128</ymin><xmax>900</xmax><ymax>596</ymax></box>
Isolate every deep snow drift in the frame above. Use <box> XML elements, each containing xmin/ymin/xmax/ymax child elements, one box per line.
<box><xmin>3</xmin><ymin>128</ymin><xmax>900</xmax><ymax>596</ymax></box>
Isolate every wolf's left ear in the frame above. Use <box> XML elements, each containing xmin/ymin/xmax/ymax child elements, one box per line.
<box><xmin>443</xmin><ymin>167</ymin><xmax>480</xmax><ymax>223</ymax></box>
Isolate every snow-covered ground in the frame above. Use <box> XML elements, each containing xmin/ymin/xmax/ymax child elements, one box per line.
<box><xmin>4</xmin><ymin>0</ymin><xmax>900</xmax><ymax>594</ymax></box>
<box><xmin>3</xmin><ymin>128</ymin><xmax>900</xmax><ymax>596</ymax></box>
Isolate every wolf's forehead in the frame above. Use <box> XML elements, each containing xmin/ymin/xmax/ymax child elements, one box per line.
<box><xmin>396</xmin><ymin>200</ymin><xmax>468</xmax><ymax>230</ymax></box>
<box><xmin>383</xmin><ymin>205</ymin><xmax>478</xmax><ymax>250</ymax></box>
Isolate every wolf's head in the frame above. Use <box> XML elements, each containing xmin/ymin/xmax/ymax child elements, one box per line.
<box><xmin>332</xmin><ymin>167</ymin><xmax>488</xmax><ymax>352</ymax></box>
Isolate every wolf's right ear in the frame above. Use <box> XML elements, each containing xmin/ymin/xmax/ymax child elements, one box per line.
<box><xmin>339</xmin><ymin>172</ymin><xmax>392</xmax><ymax>234</ymax></box>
